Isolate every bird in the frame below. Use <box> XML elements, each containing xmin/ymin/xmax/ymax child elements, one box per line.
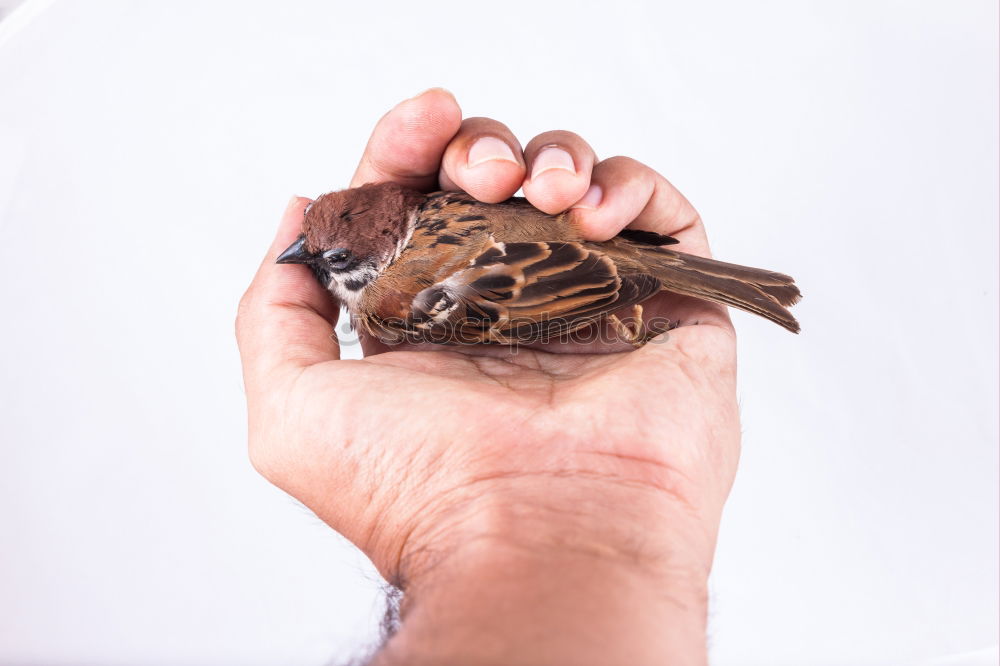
<box><xmin>276</xmin><ymin>182</ymin><xmax>801</xmax><ymax>346</ymax></box>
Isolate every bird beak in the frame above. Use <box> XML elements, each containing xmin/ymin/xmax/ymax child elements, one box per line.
<box><xmin>276</xmin><ymin>235</ymin><xmax>314</xmax><ymax>264</ymax></box>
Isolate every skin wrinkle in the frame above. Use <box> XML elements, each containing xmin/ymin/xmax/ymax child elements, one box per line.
<box><xmin>392</xmin><ymin>477</ymin><xmax>502</xmax><ymax>583</ymax></box>
<box><xmin>367</xmin><ymin>150</ymin><xmax>438</xmax><ymax>185</ymax></box>
<box><xmin>383</xmin><ymin>441</ymin><xmax>451</xmax><ymax>581</ymax></box>
<box><xmin>362</xmin><ymin>464</ymin><xmax>405</xmax><ymax>576</ymax></box>
<box><xmin>542</xmin><ymin>363</ymin><xmax>557</xmax><ymax>409</ymax></box>
<box><xmin>393</xmin><ymin>469</ymin><xmax>697</xmax><ymax>584</ymax></box>
<box><xmin>463</xmin><ymin>354</ymin><xmax>548</xmax><ymax>394</ymax></box>
<box><xmin>464</xmin><ymin>347</ymin><xmax>611</xmax><ymax>383</ymax></box>
<box><xmin>365</xmin><ymin>349</ymin><xmax>573</xmax><ymax>387</ymax></box>
<box><xmin>333</xmin><ymin>416</ymin><xmax>415</xmax><ymax>571</ymax></box>
<box><xmin>575</xmin><ymin>448</ymin><xmax>703</xmax><ymax>517</ymax></box>
<box><xmin>469</xmin><ymin>467</ymin><xmax>689</xmax><ymax>502</ymax></box>
<box><xmin>666</xmin><ymin>339</ymin><xmax>726</xmax><ymax>392</ymax></box>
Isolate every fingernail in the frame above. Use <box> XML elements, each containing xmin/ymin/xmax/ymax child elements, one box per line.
<box><xmin>531</xmin><ymin>146</ymin><xmax>576</xmax><ymax>179</ymax></box>
<box><xmin>571</xmin><ymin>184</ymin><xmax>603</xmax><ymax>210</ymax></box>
<box><xmin>286</xmin><ymin>195</ymin><xmax>301</xmax><ymax>210</ymax></box>
<box><xmin>467</xmin><ymin>136</ymin><xmax>519</xmax><ymax>168</ymax></box>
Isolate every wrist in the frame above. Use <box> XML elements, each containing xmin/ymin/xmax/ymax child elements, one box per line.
<box><xmin>372</xmin><ymin>476</ymin><xmax>714</xmax><ymax>665</ymax></box>
<box><xmin>397</xmin><ymin>474</ymin><xmax>718</xmax><ymax>586</ymax></box>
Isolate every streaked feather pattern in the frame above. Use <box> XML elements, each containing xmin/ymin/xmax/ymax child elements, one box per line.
<box><xmin>296</xmin><ymin>186</ymin><xmax>802</xmax><ymax>344</ymax></box>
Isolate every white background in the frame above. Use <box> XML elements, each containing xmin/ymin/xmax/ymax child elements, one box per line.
<box><xmin>0</xmin><ymin>1</ymin><xmax>996</xmax><ymax>664</ymax></box>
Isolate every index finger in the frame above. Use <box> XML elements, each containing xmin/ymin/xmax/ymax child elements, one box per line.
<box><xmin>569</xmin><ymin>156</ymin><xmax>710</xmax><ymax>257</ymax></box>
<box><xmin>566</xmin><ymin>157</ymin><xmax>735</xmax><ymax>336</ymax></box>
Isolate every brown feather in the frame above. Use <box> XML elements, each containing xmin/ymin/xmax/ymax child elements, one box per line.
<box><xmin>293</xmin><ymin>185</ymin><xmax>802</xmax><ymax>343</ymax></box>
<box><xmin>400</xmin><ymin>194</ymin><xmax>803</xmax><ymax>335</ymax></box>
<box><xmin>600</xmin><ymin>240</ymin><xmax>802</xmax><ymax>333</ymax></box>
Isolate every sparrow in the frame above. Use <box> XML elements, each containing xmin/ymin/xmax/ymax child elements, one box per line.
<box><xmin>276</xmin><ymin>182</ymin><xmax>801</xmax><ymax>346</ymax></box>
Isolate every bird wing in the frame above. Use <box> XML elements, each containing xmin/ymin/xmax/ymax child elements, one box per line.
<box><xmin>405</xmin><ymin>238</ymin><xmax>662</xmax><ymax>344</ymax></box>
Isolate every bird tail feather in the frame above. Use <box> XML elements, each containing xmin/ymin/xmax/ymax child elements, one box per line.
<box><xmin>645</xmin><ymin>249</ymin><xmax>802</xmax><ymax>333</ymax></box>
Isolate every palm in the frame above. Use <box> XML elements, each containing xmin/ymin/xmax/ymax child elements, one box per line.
<box><xmin>350</xmin><ymin>317</ymin><xmax>735</xmax><ymax>466</ymax></box>
<box><xmin>269</xmin><ymin>306</ymin><xmax>738</xmax><ymax>575</ymax></box>
<box><xmin>238</xmin><ymin>89</ymin><xmax>743</xmax><ymax>579</ymax></box>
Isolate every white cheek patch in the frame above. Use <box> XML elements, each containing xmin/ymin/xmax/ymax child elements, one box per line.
<box><xmin>328</xmin><ymin>264</ymin><xmax>379</xmax><ymax>311</ymax></box>
<box><xmin>325</xmin><ymin>209</ymin><xmax>417</xmax><ymax>312</ymax></box>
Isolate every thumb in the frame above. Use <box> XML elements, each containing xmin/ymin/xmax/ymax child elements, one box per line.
<box><xmin>236</xmin><ymin>196</ymin><xmax>341</xmax><ymax>388</ymax></box>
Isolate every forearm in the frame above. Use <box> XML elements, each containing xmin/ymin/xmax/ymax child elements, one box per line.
<box><xmin>370</xmin><ymin>479</ymin><xmax>714</xmax><ymax>666</ymax></box>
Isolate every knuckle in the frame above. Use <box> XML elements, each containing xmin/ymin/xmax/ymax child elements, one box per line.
<box><xmin>365</xmin><ymin>153</ymin><xmax>399</xmax><ymax>182</ymax></box>
<box><xmin>601</xmin><ymin>154</ymin><xmax>642</xmax><ymax>170</ymax></box>
<box><xmin>600</xmin><ymin>156</ymin><xmax>656</xmax><ymax>189</ymax></box>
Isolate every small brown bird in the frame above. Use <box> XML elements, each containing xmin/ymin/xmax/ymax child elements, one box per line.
<box><xmin>277</xmin><ymin>182</ymin><xmax>801</xmax><ymax>346</ymax></box>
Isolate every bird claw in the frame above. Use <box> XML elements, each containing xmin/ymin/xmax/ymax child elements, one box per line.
<box><xmin>608</xmin><ymin>305</ymin><xmax>646</xmax><ymax>347</ymax></box>
<box><xmin>609</xmin><ymin>305</ymin><xmax>679</xmax><ymax>346</ymax></box>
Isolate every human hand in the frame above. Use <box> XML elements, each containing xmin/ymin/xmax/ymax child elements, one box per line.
<box><xmin>236</xmin><ymin>89</ymin><xmax>739</xmax><ymax>664</ymax></box>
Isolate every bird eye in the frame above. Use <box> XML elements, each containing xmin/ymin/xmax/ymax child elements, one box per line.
<box><xmin>323</xmin><ymin>247</ymin><xmax>353</xmax><ymax>270</ymax></box>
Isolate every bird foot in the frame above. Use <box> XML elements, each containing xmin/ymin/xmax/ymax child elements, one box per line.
<box><xmin>608</xmin><ymin>305</ymin><xmax>647</xmax><ymax>347</ymax></box>
<box><xmin>609</xmin><ymin>305</ymin><xmax>678</xmax><ymax>346</ymax></box>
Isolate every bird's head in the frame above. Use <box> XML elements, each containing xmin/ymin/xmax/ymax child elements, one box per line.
<box><xmin>276</xmin><ymin>182</ymin><xmax>425</xmax><ymax>306</ymax></box>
